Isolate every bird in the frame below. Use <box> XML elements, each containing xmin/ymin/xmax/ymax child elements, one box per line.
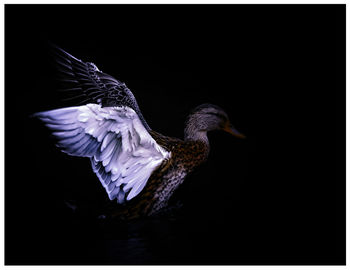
<box><xmin>34</xmin><ymin>45</ymin><xmax>245</xmax><ymax>220</ymax></box>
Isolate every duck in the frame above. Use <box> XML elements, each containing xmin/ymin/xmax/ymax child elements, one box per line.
<box><xmin>34</xmin><ymin>45</ymin><xmax>245</xmax><ymax>220</ymax></box>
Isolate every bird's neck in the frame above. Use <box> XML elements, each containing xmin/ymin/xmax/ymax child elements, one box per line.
<box><xmin>184</xmin><ymin>129</ymin><xmax>209</xmax><ymax>145</ymax></box>
<box><xmin>184</xmin><ymin>120</ymin><xmax>210</xmax><ymax>146</ymax></box>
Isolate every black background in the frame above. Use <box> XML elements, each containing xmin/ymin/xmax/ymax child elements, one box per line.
<box><xmin>5</xmin><ymin>4</ymin><xmax>345</xmax><ymax>265</ymax></box>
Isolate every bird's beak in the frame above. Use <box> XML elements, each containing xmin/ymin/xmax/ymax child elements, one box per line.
<box><xmin>223</xmin><ymin>124</ymin><xmax>246</xmax><ymax>139</ymax></box>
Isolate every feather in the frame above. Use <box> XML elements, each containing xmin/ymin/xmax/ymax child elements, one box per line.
<box><xmin>117</xmin><ymin>189</ymin><xmax>125</xmax><ymax>204</ymax></box>
<box><xmin>75</xmin><ymin>72</ymin><xmax>90</xmax><ymax>79</ymax></box>
<box><xmin>100</xmin><ymin>138</ymin><xmax>117</xmax><ymax>162</ymax></box>
<box><xmin>105</xmin><ymin>141</ymin><xmax>122</xmax><ymax>172</ymax></box>
<box><xmin>127</xmin><ymin>175</ymin><xmax>149</xmax><ymax>201</ymax></box>
<box><xmin>101</xmin><ymin>132</ymin><xmax>115</xmax><ymax>151</ymax></box>
<box><xmin>58</xmin><ymin>131</ymin><xmax>86</xmax><ymax>145</ymax></box>
<box><xmin>108</xmin><ymin>186</ymin><xmax>120</xmax><ymax>200</ymax></box>
<box><xmin>106</xmin><ymin>181</ymin><xmax>115</xmax><ymax>193</ymax></box>
<box><xmin>61</xmin><ymin>78</ymin><xmax>80</xmax><ymax>84</ymax></box>
<box><xmin>52</xmin><ymin>128</ymin><xmax>82</xmax><ymax>138</ymax></box>
<box><xmin>57</xmin><ymin>87</ymin><xmax>82</xmax><ymax>92</ymax></box>
<box><xmin>45</xmin><ymin>123</ymin><xmax>79</xmax><ymax>131</ymax></box>
<box><xmin>55</xmin><ymin>59</ymin><xmax>73</xmax><ymax>71</ymax></box>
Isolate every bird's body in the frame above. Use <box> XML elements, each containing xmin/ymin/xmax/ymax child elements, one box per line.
<box><xmin>34</xmin><ymin>45</ymin><xmax>245</xmax><ymax>220</ymax></box>
<box><xmin>106</xmin><ymin>131</ymin><xmax>209</xmax><ymax>220</ymax></box>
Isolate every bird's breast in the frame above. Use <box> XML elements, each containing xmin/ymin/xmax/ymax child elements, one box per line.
<box><xmin>148</xmin><ymin>165</ymin><xmax>187</xmax><ymax>215</ymax></box>
<box><xmin>144</xmin><ymin>140</ymin><xmax>209</xmax><ymax>216</ymax></box>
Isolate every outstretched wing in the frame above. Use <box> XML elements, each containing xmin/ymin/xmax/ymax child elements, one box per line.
<box><xmin>34</xmin><ymin>104</ymin><xmax>170</xmax><ymax>203</ymax></box>
<box><xmin>51</xmin><ymin>44</ymin><xmax>150</xmax><ymax>130</ymax></box>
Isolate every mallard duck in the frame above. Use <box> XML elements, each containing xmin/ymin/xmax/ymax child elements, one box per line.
<box><xmin>34</xmin><ymin>46</ymin><xmax>245</xmax><ymax>220</ymax></box>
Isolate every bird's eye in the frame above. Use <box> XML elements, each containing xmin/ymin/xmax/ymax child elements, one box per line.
<box><xmin>208</xmin><ymin>112</ymin><xmax>226</xmax><ymax>121</ymax></box>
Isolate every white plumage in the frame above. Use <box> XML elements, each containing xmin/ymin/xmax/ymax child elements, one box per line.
<box><xmin>35</xmin><ymin>104</ymin><xmax>170</xmax><ymax>203</ymax></box>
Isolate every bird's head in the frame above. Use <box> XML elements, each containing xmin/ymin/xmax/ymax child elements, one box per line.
<box><xmin>184</xmin><ymin>103</ymin><xmax>245</xmax><ymax>141</ymax></box>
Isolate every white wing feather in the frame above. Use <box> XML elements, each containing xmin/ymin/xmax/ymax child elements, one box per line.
<box><xmin>35</xmin><ymin>104</ymin><xmax>170</xmax><ymax>203</ymax></box>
